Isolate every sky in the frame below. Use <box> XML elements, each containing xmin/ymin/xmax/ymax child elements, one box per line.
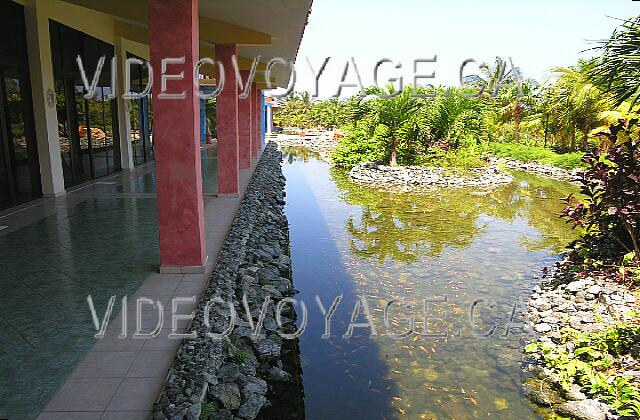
<box><xmin>281</xmin><ymin>0</ymin><xmax>639</xmax><ymax>98</ymax></box>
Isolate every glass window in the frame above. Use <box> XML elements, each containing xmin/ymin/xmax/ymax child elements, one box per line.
<box><xmin>127</xmin><ymin>53</ymin><xmax>153</xmax><ymax>166</ymax></box>
<box><xmin>49</xmin><ymin>20</ymin><xmax>121</xmax><ymax>187</ymax></box>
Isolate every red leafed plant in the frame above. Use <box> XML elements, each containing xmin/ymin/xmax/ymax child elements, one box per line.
<box><xmin>562</xmin><ymin>117</ymin><xmax>640</xmax><ymax>263</ymax></box>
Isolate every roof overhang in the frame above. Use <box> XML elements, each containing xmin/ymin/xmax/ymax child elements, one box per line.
<box><xmin>60</xmin><ymin>0</ymin><xmax>312</xmax><ymax>88</ymax></box>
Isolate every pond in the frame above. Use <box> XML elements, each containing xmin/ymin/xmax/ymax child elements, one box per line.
<box><xmin>282</xmin><ymin>148</ymin><xmax>578</xmax><ymax>419</ymax></box>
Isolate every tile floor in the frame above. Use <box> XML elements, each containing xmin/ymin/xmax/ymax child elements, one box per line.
<box><xmin>0</xmin><ymin>145</ymin><xmax>260</xmax><ymax>419</ymax></box>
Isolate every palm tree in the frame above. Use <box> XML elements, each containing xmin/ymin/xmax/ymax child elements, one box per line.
<box><xmin>367</xmin><ymin>85</ymin><xmax>423</xmax><ymax>166</ymax></box>
<box><xmin>495</xmin><ymin>82</ymin><xmax>536</xmax><ymax>144</ymax></box>
<box><xmin>425</xmin><ymin>87</ymin><xmax>488</xmax><ymax>147</ymax></box>
<box><xmin>550</xmin><ymin>64</ymin><xmax>609</xmax><ymax>151</ymax></box>
<box><xmin>469</xmin><ymin>57</ymin><xmax>529</xmax><ymax>143</ymax></box>
<box><xmin>588</xmin><ymin>16</ymin><xmax>640</xmax><ymax>109</ymax></box>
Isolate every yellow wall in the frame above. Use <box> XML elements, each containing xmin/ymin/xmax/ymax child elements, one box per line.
<box><xmin>22</xmin><ymin>0</ymin><xmax>275</xmax><ymax>83</ymax></box>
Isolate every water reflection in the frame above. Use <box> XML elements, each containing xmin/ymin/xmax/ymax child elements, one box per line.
<box><xmin>333</xmin><ymin>169</ymin><xmax>577</xmax><ymax>261</ymax></box>
<box><xmin>282</xmin><ymin>147</ymin><xmax>577</xmax><ymax>419</ymax></box>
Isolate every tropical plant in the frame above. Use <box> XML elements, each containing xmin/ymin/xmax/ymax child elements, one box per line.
<box><xmin>550</xmin><ymin>63</ymin><xmax>609</xmax><ymax>151</ymax></box>
<box><xmin>365</xmin><ymin>85</ymin><xmax>426</xmax><ymax>166</ymax></box>
<box><xmin>589</xmin><ymin>16</ymin><xmax>640</xmax><ymax>108</ymax></box>
<box><xmin>424</xmin><ymin>87</ymin><xmax>489</xmax><ymax>148</ymax></box>
<box><xmin>526</xmin><ymin>321</ymin><xmax>640</xmax><ymax>417</ymax></box>
<box><xmin>562</xmin><ymin>117</ymin><xmax>640</xmax><ymax>262</ymax></box>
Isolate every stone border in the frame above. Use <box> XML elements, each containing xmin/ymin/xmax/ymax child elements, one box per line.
<box><xmin>153</xmin><ymin>143</ymin><xmax>303</xmax><ymax>420</ymax></box>
<box><xmin>522</xmin><ymin>258</ymin><xmax>639</xmax><ymax>418</ymax></box>
<box><xmin>489</xmin><ymin>157</ymin><xmax>581</xmax><ymax>183</ymax></box>
<box><xmin>348</xmin><ymin>162</ymin><xmax>514</xmax><ymax>191</ymax></box>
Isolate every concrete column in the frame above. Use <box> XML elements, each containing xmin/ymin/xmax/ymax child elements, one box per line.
<box><xmin>266</xmin><ymin>104</ymin><xmax>273</xmax><ymax>134</ymax></box>
<box><xmin>24</xmin><ymin>0</ymin><xmax>65</xmax><ymax>196</ymax></box>
<box><xmin>215</xmin><ymin>44</ymin><xmax>239</xmax><ymax>195</ymax></box>
<box><xmin>149</xmin><ymin>0</ymin><xmax>206</xmax><ymax>271</ymax></box>
<box><xmin>238</xmin><ymin>71</ymin><xmax>252</xmax><ymax>169</ymax></box>
<box><xmin>115</xmin><ymin>38</ymin><xmax>134</xmax><ymax>170</ymax></box>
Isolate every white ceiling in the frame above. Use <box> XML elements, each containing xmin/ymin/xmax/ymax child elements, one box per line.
<box><xmin>200</xmin><ymin>0</ymin><xmax>313</xmax><ymax>87</ymax></box>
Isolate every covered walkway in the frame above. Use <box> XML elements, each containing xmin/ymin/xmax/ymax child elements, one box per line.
<box><xmin>0</xmin><ymin>0</ymin><xmax>310</xmax><ymax>418</ymax></box>
<box><xmin>0</xmin><ymin>148</ymin><xmax>260</xmax><ymax>419</ymax></box>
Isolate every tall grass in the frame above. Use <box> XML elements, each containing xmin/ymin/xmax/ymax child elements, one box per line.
<box><xmin>487</xmin><ymin>142</ymin><xmax>587</xmax><ymax>170</ymax></box>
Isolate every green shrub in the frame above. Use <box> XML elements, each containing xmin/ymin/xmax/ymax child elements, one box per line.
<box><xmin>331</xmin><ymin>124</ymin><xmax>387</xmax><ymax>168</ymax></box>
<box><xmin>416</xmin><ymin>144</ymin><xmax>487</xmax><ymax>168</ymax></box>
<box><xmin>487</xmin><ymin>142</ymin><xmax>587</xmax><ymax>170</ymax></box>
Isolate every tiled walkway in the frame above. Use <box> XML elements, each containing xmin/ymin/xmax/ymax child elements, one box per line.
<box><xmin>0</xmin><ymin>145</ymin><xmax>260</xmax><ymax>419</ymax></box>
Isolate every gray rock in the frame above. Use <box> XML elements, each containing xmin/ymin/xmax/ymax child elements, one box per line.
<box><xmin>564</xmin><ymin>384</ymin><xmax>587</xmax><ymax>401</ymax></box>
<box><xmin>256</xmin><ymin>338</ymin><xmax>281</xmax><ymax>359</ymax></box>
<box><xmin>535</xmin><ymin>323</ymin><xmax>552</xmax><ymax>333</ymax></box>
<box><xmin>268</xmin><ymin>366</ymin><xmax>292</xmax><ymax>382</ymax></box>
<box><xmin>522</xmin><ymin>377</ymin><xmax>565</xmax><ymax>406</ymax></box>
<box><xmin>209</xmin><ymin>383</ymin><xmax>241</xmax><ymax>410</ymax></box>
<box><xmin>218</xmin><ymin>364</ymin><xmax>240</xmax><ymax>383</ymax></box>
<box><xmin>185</xmin><ymin>403</ymin><xmax>201</xmax><ymax>420</ymax></box>
<box><xmin>538</xmin><ymin>309</ymin><xmax>554</xmax><ymax>318</ymax></box>
<box><xmin>567</xmin><ymin>280</ymin><xmax>589</xmax><ymax>293</ymax></box>
<box><xmin>586</xmin><ymin>285</ymin><xmax>602</xmax><ymax>295</ymax></box>
<box><xmin>540</xmin><ymin>316</ymin><xmax>560</xmax><ymax>324</ymax></box>
<box><xmin>532</xmin><ymin>298</ymin><xmax>552</xmax><ymax>311</ymax></box>
<box><xmin>555</xmin><ymin>399</ymin><xmax>609</xmax><ymax>420</ymax></box>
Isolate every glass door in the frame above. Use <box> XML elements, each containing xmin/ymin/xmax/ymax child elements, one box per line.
<box><xmin>0</xmin><ymin>67</ymin><xmax>41</xmax><ymax>210</ymax></box>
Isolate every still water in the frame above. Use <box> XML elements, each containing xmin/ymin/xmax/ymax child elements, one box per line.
<box><xmin>282</xmin><ymin>149</ymin><xmax>577</xmax><ymax>419</ymax></box>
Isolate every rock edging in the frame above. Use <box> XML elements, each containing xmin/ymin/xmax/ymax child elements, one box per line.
<box><xmin>523</xmin><ymin>258</ymin><xmax>639</xmax><ymax>419</ymax></box>
<box><xmin>153</xmin><ymin>142</ymin><xmax>303</xmax><ymax>420</ymax></box>
<box><xmin>348</xmin><ymin>162</ymin><xmax>514</xmax><ymax>191</ymax></box>
<box><xmin>490</xmin><ymin>157</ymin><xmax>581</xmax><ymax>183</ymax></box>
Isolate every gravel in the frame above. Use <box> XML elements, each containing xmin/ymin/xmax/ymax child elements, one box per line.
<box><xmin>153</xmin><ymin>143</ymin><xmax>301</xmax><ymax>419</ymax></box>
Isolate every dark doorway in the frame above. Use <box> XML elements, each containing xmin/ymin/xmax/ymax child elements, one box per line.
<box><xmin>0</xmin><ymin>1</ymin><xmax>42</xmax><ymax>211</ymax></box>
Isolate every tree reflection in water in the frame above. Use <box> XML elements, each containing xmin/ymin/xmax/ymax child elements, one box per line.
<box><xmin>332</xmin><ymin>168</ymin><xmax>578</xmax><ymax>262</ymax></box>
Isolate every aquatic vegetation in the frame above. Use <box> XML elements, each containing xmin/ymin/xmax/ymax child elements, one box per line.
<box><xmin>525</xmin><ymin>321</ymin><xmax>640</xmax><ymax>417</ymax></box>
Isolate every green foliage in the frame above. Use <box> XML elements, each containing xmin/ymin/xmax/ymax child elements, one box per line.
<box><xmin>562</xmin><ymin>118</ymin><xmax>640</xmax><ymax>263</ymax></box>
<box><xmin>425</xmin><ymin>88</ymin><xmax>491</xmax><ymax>147</ymax></box>
<box><xmin>273</xmin><ymin>91</ymin><xmax>358</xmax><ymax>129</ymax></box>
<box><xmin>282</xmin><ymin>15</ymin><xmax>640</xmax><ymax>165</ymax></box>
<box><xmin>526</xmin><ymin>322</ymin><xmax>640</xmax><ymax>416</ymax></box>
<box><xmin>200</xmin><ymin>402</ymin><xmax>216</xmax><ymax>420</ymax></box>
<box><xmin>589</xmin><ymin>16</ymin><xmax>640</xmax><ymax>108</ymax></box>
<box><xmin>416</xmin><ymin>144</ymin><xmax>487</xmax><ymax>169</ymax></box>
<box><xmin>331</xmin><ymin>121</ymin><xmax>387</xmax><ymax>168</ymax></box>
<box><xmin>226</xmin><ymin>338</ymin><xmax>249</xmax><ymax>364</ymax></box>
<box><xmin>487</xmin><ymin>142</ymin><xmax>587</xmax><ymax>169</ymax></box>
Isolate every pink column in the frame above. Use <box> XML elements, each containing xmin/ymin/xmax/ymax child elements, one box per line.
<box><xmin>252</xmin><ymin>84</ymin><xmax>261</xmax><ymax>156</ymax></box>
<box><xmin>250</xmin><ymin>84</ymin><xmax>258</xmax><ymax>158</ymax></box>
<box><xmin>149</xmin><ymin>0</ymin><xmax>206</xmax><ymax>271</ymax></box>
<box><xmin>238</xmin><ymin>70</ymin><xmax>252</xmax><ymax>169</ymax></box>
<box><xmin>215</xmin><ymin>44</ymin><xmax>240</xmax><ymax>195</ymax></box>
